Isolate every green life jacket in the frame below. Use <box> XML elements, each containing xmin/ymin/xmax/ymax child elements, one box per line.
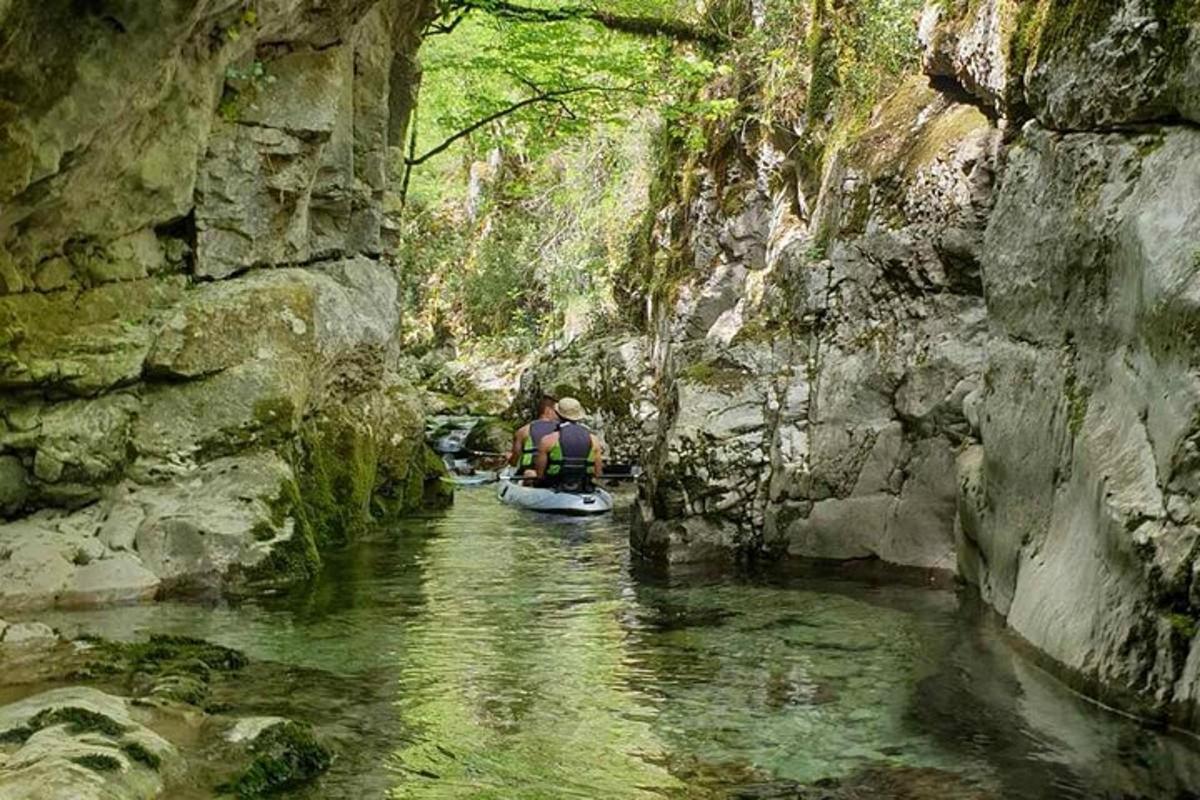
<box><xmin>519</xmin><ymin>419</ymin><xmax>559</xmax><ymax>470</ymax></box>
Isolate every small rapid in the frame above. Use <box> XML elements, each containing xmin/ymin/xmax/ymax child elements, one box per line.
<box><xmin>32</xmin><ymin>490</ymin><xmax>1200</xmax><ymax>799</ymax></box>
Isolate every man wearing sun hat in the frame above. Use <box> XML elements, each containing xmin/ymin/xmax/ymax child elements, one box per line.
<box><xmin>533</xmin><ymin>397</ymin><xmax>604</xmax><ymax>490</ymax></box>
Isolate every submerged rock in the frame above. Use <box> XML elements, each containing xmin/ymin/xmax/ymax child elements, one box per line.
<box><xmin>218</xmin><ymin>720</ymin><xmax>333</xmax><ymax>798</ymax></box>
<box><xmin>0</xmin><ymin>631</ymin><xmax>337</xmax><ymax>798</ymax></box>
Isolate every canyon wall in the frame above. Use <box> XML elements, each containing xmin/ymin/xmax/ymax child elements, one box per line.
<box><xmin>0</xmin><ymin>0</ymin><xmax>447</xmax><ymax>610</ymax></box>
<box><xmin>632</xmin><ymin>0</ymin><xmax>1200</xmax><ymax>726</ymax></box>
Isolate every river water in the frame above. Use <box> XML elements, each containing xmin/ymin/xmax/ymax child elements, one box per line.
<box><xmin>34</xmin><ymin>489</ymin><xmax>1200</xmax><ymax>799</ymax></box>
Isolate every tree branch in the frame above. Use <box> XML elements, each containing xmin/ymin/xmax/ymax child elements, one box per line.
<box><xmin>405</xmin><ymin>84</ymin><xmax>641</xmax><ymax>166</ymax></box>
<box><xmin>425</xmin><ymin>10</ymin><xmax>468</xmax><ymax>36</ymax></box>
<box><xmin>448</xmin><ymin>0</ymin><xmax>724</xmax><ymax>46</ymax></box>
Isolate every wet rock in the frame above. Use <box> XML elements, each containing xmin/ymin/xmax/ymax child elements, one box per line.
<box><xmin>79</xmin><ymin>634</ymin><xmax>248</xmax><ymax>708</ymax></box>
<box><xmin>1</xmin><ymin>621</ymin><xmax>57</xmax><ymax>645</ymax></box>
<box><xmin>464</xmin><ymin>418</ymin><xmax>513</xmax><ymax>458</ymax></box>
<box><xmin>777</xmin><ymin>763</ymin><xmax>995</xmax><ymax>799</ymax></box>
<box><xmin>0</xmin><ymin>687</ymin><xmax>175</xmax><ymax>800</ymax></box>
<box><xmin>226</xmin><ymin>717</ymin><xmax>289</xmax><ymax>745</ymax></box>
<box><xmin>56</xmin><ymin>555</ymin><xmax>160</xmax><ymax>608</ymax></box>
<box><xmin>218</xmin><ymin>720</ymin><xmax>332</xmax><ymax>798</ymax></box>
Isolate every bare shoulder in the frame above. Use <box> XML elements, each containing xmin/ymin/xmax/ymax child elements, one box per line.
<box><xmin>538</xmin><ymin>431</ymin><xmax>560</xmax><ymax>451</ymax></box>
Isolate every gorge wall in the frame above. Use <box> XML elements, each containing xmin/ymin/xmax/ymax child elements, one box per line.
<box><xmin>628</xmin><ymin>0</ymin><xmax>1200</xmax><ymax>728</ymax></box>
<box><xmin>0</xmin><ymin>0</ymin><xmax>447</xmax><ymax>610</ymax></box>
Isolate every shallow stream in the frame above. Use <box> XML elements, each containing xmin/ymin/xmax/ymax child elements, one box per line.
<box><xmin>34</xmin><ymin>490</ymin><xmax>1200</xmax><ymax>799</ymax></box>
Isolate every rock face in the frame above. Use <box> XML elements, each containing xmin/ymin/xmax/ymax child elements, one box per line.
<box><xmin>627</xmin><ymin>0</ymin><xmax>1200</xmax><ymax>728</ymax></box>
<box><xmin>632</xmin><ymin>76</ymin><xmax>998</xmax><ymax>568</ymax></box>
<box><xmin>0</xmin><ymin>0</ymin><xmax>446</xmax><ymax>611</ymax></box>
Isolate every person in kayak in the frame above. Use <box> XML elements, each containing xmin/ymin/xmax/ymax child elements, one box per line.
<box><xmin>510</xmin><ymin>393</ymin><xmax>560</xmax><ymax>479</ymax></box>
<box><xmin>534</xmin><ymin>397</ymin><xmax>603</xmax><ymax>491</ymax></box>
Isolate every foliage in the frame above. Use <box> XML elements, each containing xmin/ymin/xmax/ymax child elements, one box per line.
<box><xmin>398</xmin><ymin>120</ymin><xmax>653</xmax><ymax>351</ymax></box>
<box><xmin>399</xmin><ymin>0</ymin><xmax>925</xmax><ymax>350</ymax></box>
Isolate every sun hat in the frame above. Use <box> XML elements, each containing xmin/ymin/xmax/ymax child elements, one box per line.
<box><xmin>555</xmin><ymin>397</ymin><xmax>587</xmax><ymax>422</ymax></box>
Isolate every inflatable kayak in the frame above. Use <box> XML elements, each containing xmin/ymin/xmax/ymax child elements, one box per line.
<box><xmin>497</xmin><ymin>473</ymin><xmax>614</xmax><ymax>516</ymax></box>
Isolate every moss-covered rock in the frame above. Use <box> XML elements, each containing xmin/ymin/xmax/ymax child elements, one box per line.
<box><xmin>284</xmin><ymin>379</ymin><xmax>452</xmax><ymax>562</ymax></box>
<box><xmin>218</xmin><ymin>721</ymin><xmax>333</xmax><ymax>798</ymax></box>
<box><xmin>74</xmin><ymin>633</ymin><xmax>248</xmax><ymax>710</ymax></box>
<box><xmin>0</xmin><ymin>276</ymin><xmax>186</xmax><ymax>395</ymax></box>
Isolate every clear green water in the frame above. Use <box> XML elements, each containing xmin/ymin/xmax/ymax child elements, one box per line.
<box><xmin>35</xmin><ymin>490</ymin><xmax>1200</xmax><ymax>799</ymax></box>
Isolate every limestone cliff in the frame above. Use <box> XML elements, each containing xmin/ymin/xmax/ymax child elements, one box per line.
<box><xmin>0</xmin><ymin>0</ymin><xmax>447</xmax><ymax>610</ymax></box>
<box><xmin>630</xmin><ymin>0</ymin><xmax>1200</xmax><ymax>728</ymax></box>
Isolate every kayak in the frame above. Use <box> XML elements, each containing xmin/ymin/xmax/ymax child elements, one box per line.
<box><xmin>496</xmin><ymin>473</ymin><xmax>614</xmax><ymax>516</ymax></box>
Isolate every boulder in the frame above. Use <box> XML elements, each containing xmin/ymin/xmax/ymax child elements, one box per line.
<box><xmin>0</xmin><ymin>621</ymin><xmax>57</xmax><ymax>645</ymax></box>
<box><xmin>0</xmin><ymin>687</ymin><xmax>175</xmax><ymax>800</ymax></box>
<box><xmin>133</xmin><ymin>452</ymin><xmax>301</xmax><ymax>588</ymax></box>
<box><xmin>217</xmin><ymin>720</ymin><xmax>332</xmax><ymax>798</ymax></box>
<box><xmin>464</xmin><ymin>419</ymin><xmax>513</xmax><ymax>458</ymax></box>
<box><xmin>56</xmin><ymin>555</ymin><xmax>160</xmax><ymax>608</ymax></box>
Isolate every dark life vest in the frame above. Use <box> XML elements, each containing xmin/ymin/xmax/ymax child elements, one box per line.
<box><xmin>518</xmin><ymin>419</ymin><xmax>559</xmax><ymax>469</ymax></box>
<box><xmin>545</xmin><ymin>422</ymin><xmax>594</xmax><ymax>490</ymax></box>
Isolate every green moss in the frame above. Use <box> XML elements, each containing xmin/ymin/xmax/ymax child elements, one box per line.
<box><xmin>121</xmin><ymin>741</ymin><xmax>162</xmax><ymax>771</ymax></box>
<box><xmin>1166</xmin><ymin>612</ymin><xmax>1197</xmax><ymax>639</ymax></box>
<box><xmin>252</xmin><ymin>396</ymin><xmax>300</xmax><ymax>441</ymax></box>
<box><xmin>28</xmin><ymin>707</ymin><xmax>129</xmax><ymax>737</ymax></box>
<box><xmin>292</xmin><ymin>418</ymin><xmax>379</xmax><ymax>549</ymax></box>
<box><xmin>1063</xmin><ymin>369</ymin><xmax>1091</xmax><ymax>437</ymax></box>
<box><xmin>805</xmin><ymin>0</ymin><xmax>839</xmax><ymax>126</ymax></box>
<box><xmin>78</xmin><ymin>634</ymin><xmax>248</xmax><ymax>708</ymax></box>
<box><xmin>243</xmin><ymin>481</ymin><xmax>322</xmax><ymax>587</ymax></box>
<box><xmin>0</xmin><ymin>724</ymin><xmax>34</xmax><ymax>744</ymax></box>
<box><xmin>677</xmin><ymin>360</ymin><xmax>751</xmax><ymax>391</ymax></box>
<box><xmin>219</xmin><ymin>722</ymin><xmax>332</xmax><ymax>799</ymax></box>
<box><xmin>72</xmin><ymin>753</ymin><xmax>122</xmax><ymax>772</ymax></box>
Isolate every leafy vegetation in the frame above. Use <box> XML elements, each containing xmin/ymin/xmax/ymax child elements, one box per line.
<box><xmin>398</xmin><ymin>0</ymin><xmax>925</xmax><ymax>350</ymax></box>
<box><xmin>398</xmin><ymin>1</ymin><xmax>736</xmax><ymax>351</ymax></box>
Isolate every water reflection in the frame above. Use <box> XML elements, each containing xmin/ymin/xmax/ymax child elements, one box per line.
<box><xmin>32</xmin><ymin>489</ymin><xmax>1200</xmax><ymax>799</ymax></box>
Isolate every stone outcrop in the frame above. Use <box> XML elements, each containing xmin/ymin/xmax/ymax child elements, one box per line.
<box><xmin>628</xmin><ymin>0</ymin><xmax>1200</xmax><ymax>729</ymax></box>
<box><xmin>633</xmin><ymin>75</ymin><xmax>998</xmax><ymax>568</ymax></box>
<box><xmin>0</xmin><ymin>0</ymin><xmax>446</xmax><ymax>611</ymax></box>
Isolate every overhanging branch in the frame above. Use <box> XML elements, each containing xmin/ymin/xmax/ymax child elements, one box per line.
<box><xmin>448</xmin><ymin>0</ymin><xmax>724</xmax><ymax>46</ymax></box>
<box><xmin>405</xmin><ymin>84</ymin><xmax>642</xmax><ymax>166</ymax></box>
